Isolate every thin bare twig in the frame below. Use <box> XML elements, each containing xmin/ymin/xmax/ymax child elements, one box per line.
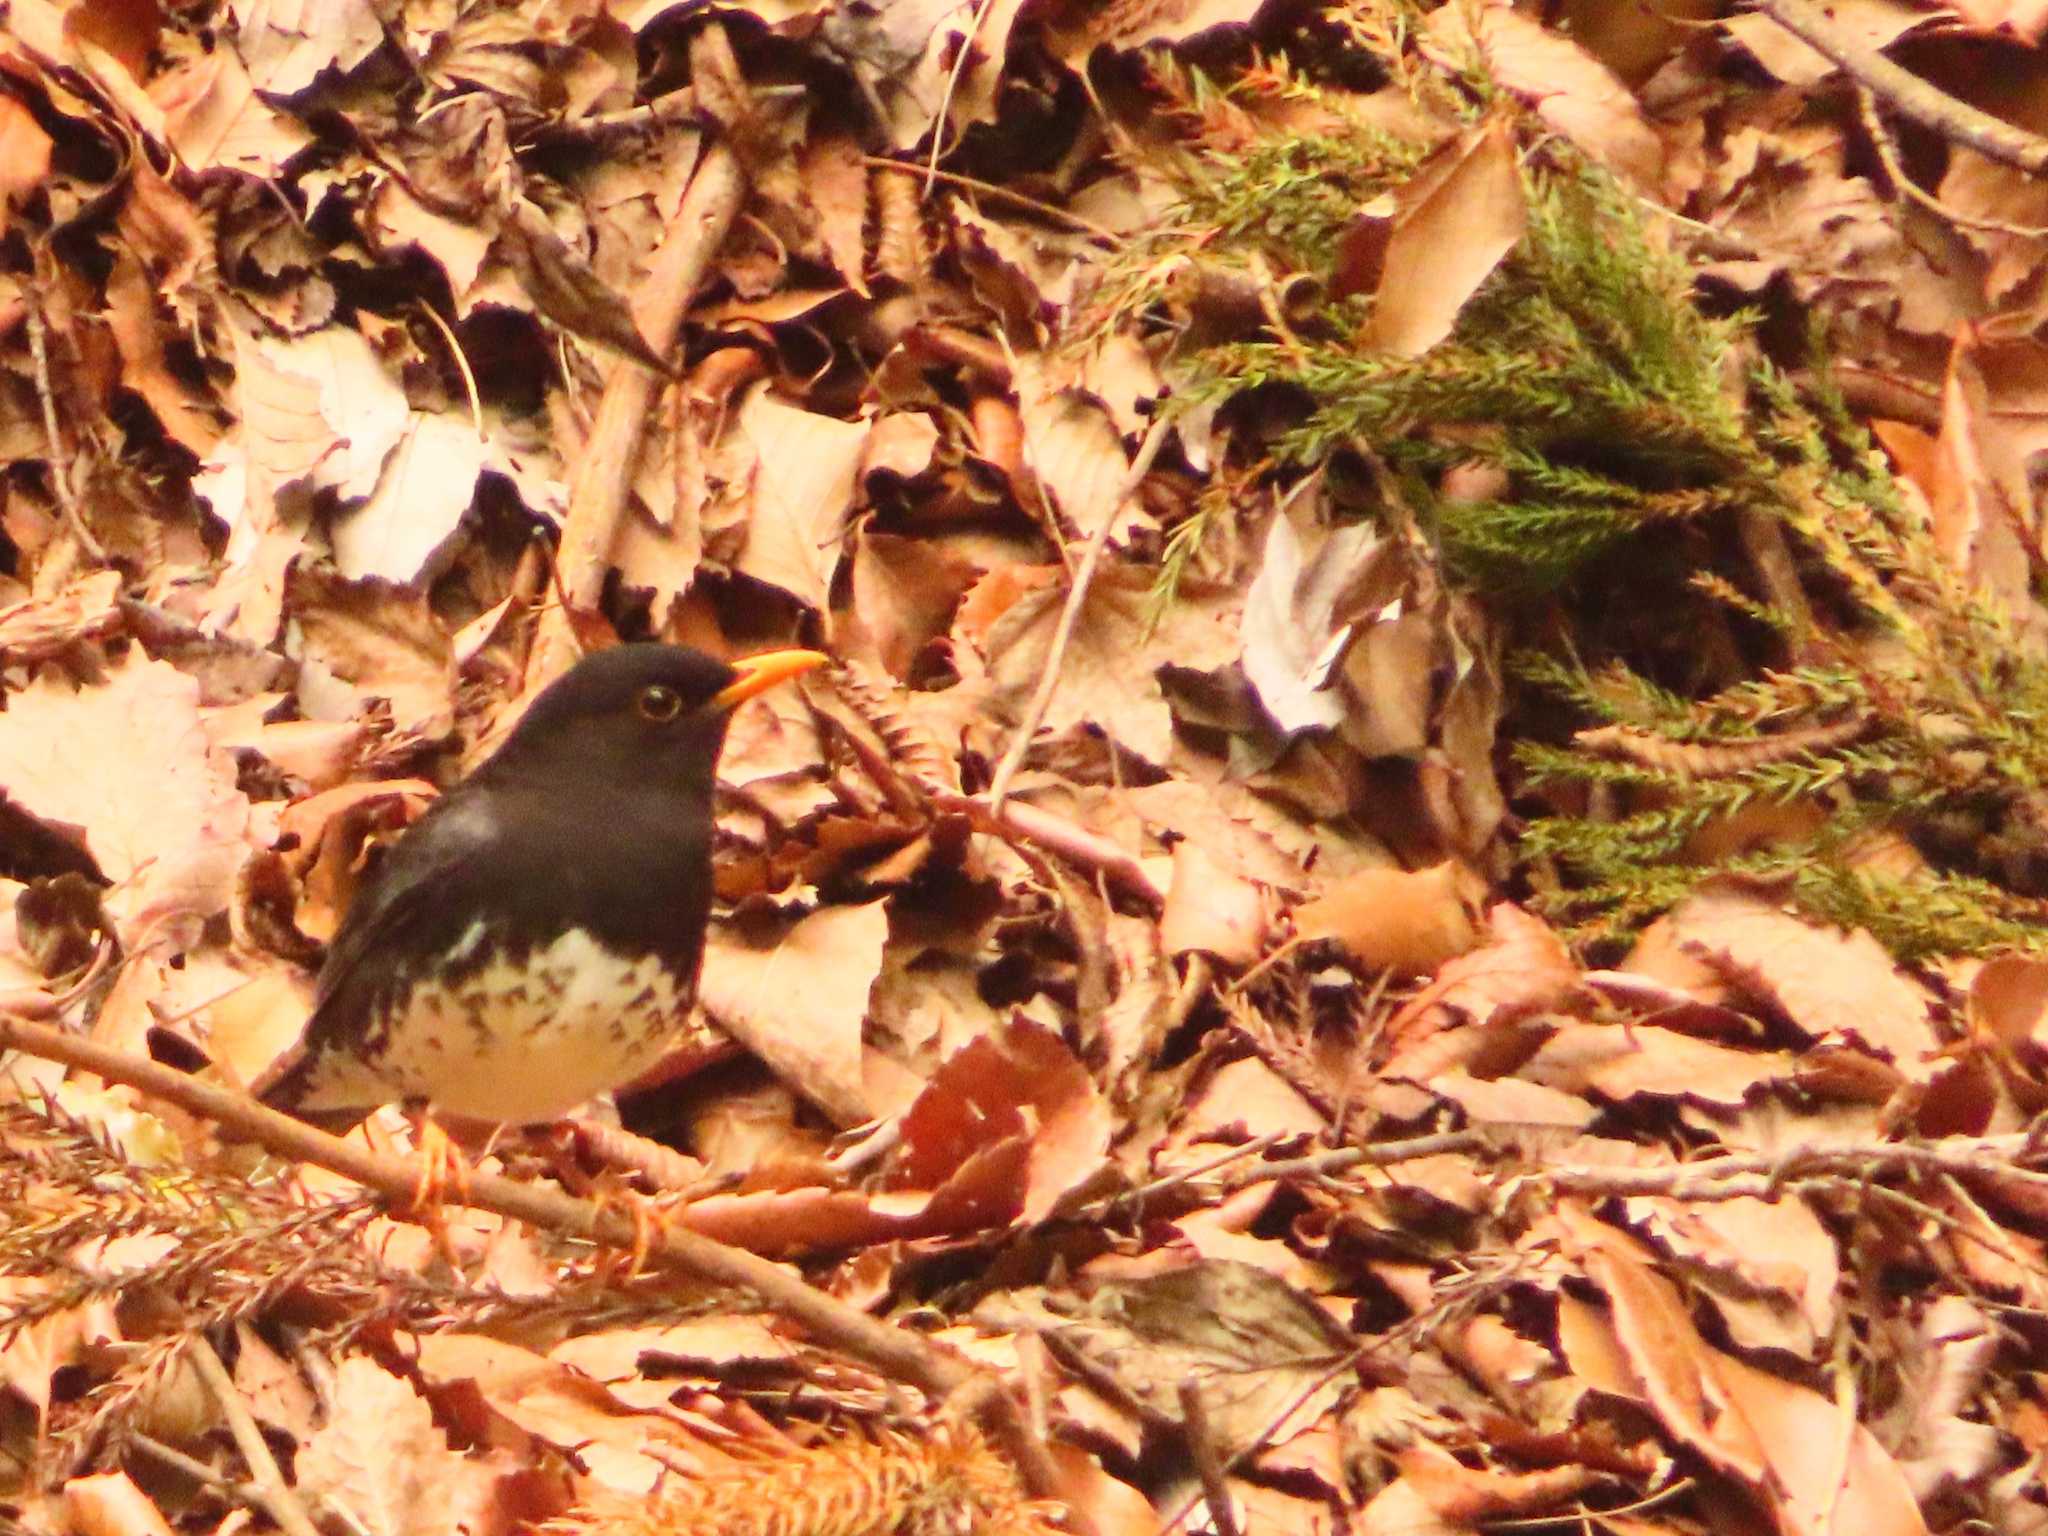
<box><xmin>0</xmin><ymin>1013</ymin><xmax>1082</xmax><ymax>1526</ymax></box>
<box><xmin>1177</xmin><ymin>1380</ymin><xmax>1242</xmax><ymax>1536</ymax></box>
<box><xmin>186</xmin><ymin>1334</ymin><xmax>322</xmax><ymax>1536</ymax></box>
<box><xmin>866</xmin><ymin>158</ymin><xmax>1121</xmax><ymax>243</ymax></box>
<box><xmin>127</xmin><ymin>1431</ymin><xmax>273</xmax><ymax>1508</ymax></box>
<box><xmin>413</xmin><ymin>300</ymin><xmax>485</xmax><ymax>441</ymax></box>
<box><xmin>1077</xmin><ymin>1128</ymin><xmax>1286</xmax><ymax>1224</ymax></box>
<box><xmin>985</xmin><ymin>413</ymin><xmax>1173</xmax><ymax>816</ymax></box>
<box><xmin>1855</xmin><ymin>87</ymin><xmax>2048</xmax><ymax>240</ymax></box>
<box><xmin>921</xmin><ymin>0</ymin><xmax>1001</xmax><ymax>191</ymax></box>
<box><xmin>525</xmin><ymin>133</ymin><xmax>747</xmax><ymax>687</ymax></box>
<box><xmin>940</xmin><ymin>791</ymin><xmax>1165</xmax><ymax>907</ymax></box>
<box><xmin>24</xmin><ymin>296</ymin><xmax>106</xmax><ymax>566</ymax></box>
<box><xmin>1219</xmin><ymin>1129</ymin><xmax>2048</xmax><ymax>1208</ymax></box>
<box><xmin>1759</xmin><ymin>0</ymin><xmax>2048</xmax><ymax>174</ymax></box>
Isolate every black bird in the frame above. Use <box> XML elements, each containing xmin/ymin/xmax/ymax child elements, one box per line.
<box><xmin>253</xmin><ymin>642</ymin><xmax>826</xmax><ymax>1130</ymax></box>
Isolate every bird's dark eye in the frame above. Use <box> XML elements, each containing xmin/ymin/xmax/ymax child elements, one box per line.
<box><xmin>636</xmin><ymin>684</ymin><xmax>683</xmax><ymax>721</ymax></box>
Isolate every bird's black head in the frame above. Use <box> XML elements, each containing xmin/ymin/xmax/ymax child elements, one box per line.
<box><xmin>481</xmin><ymin>643</ymin><xmax>825</xmax><ymax>788</ymax></box>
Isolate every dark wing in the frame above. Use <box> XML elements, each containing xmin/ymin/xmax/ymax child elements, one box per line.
<box><xmin>253</xmin><ymin>792</ymin><xmax>504</xmax><ymax>1120</ymax></box>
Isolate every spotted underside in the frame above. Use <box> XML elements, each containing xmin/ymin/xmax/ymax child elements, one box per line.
<box><xmin>288</xmin><ymin>925</ymin><xmax>691</xmax><ymax>1123</ymax></box>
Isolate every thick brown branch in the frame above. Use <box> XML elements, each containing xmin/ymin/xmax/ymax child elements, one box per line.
<box><xmin>1759</xmin><ymin>0</ymin><xmax>2048</xmax><ymax>174</ymax></box>
<box><xmin>0</xmin><ymin>1013</ymin><xmax>1081</xmax><ymax>1521</ymax></box>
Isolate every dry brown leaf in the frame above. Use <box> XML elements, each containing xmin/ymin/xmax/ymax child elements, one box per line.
<box><xmin>0</xmin><ymin>568</ymin><xmax>122</xmax><ymax>662</ymax></box>
<box><xmin>1939</xmin><ymin>148</ymin><xmax>2048</xmax><ymax>303</ymax></box>
<box><xmin>1381</xmin><ymin>903</ymin><xmax>1580</xmax><ymax>1058</ymax></box>
<box><xmin>699</xmin><ymin>901</ymin><xmax>889</xmax><ymax>1127</ymax></box>
<box><xmin>1425</xmin><ymin>1068</ymin><xmax>1595</xmax><ymax>1128</ymax></box>
<box><xmin>1523</xmin><ymin>1021</ymin><xmax>1797</xmax><ymax>1108</ymax></box>
<box><xmin>1120</xmin><ymin>780</ymin><xmax>1317</xmax><ymax>893</ymax></box>
<box><xmin>1721</xmin><ymin>2</ymin><xmax>1936</xmax><ymax>86</ymax></box>
<box><xmin>1928</xmin><ymin>327</ymin><xmax>2033</xmax><ymax>618</ymax></box>
<box><xmin>0</xmin><ymin>90</ymin><xmax>52</xmax><ymax>203</ymax></box>
<box><xmin>841</xmin><ymin>526</ymin><xmax>980</xmax><ymax>680</ymax></box>
<box><xmin>370</xmin><ymin>179</ymin><xmax>495</xmax><ymax>305</ymax></box>
<box><xmin>0</xmin><ymin>1276</ymin><xmax>118</xmax><ymax>1414</ymax></box>
<box><xmin>1046</xmin><ymin>0</ymin><xmax>1271</xmax><ymax>60</ymax></box>
<box><xmin>1933</xmin><ymin>332</ymin><xmax>2048</xmax><ymax>569</ymax></box>
<box><xmin>1014</xmin><ymin>366</ymin><xmax>1148</xmax><ymax>545</ymax></box>
<box><xmin>1658</xmin><ymin>882</ymin><xmax>1939</xmax><ymax>1077</ymax></box>
<box><xmin>410</xmin><ymin>1332</ymin><xmax>697</xmax><ymax>1495</ymax></box>
<box><xmin>1159</xmin><ymin>840</ymin><xmax>1270</xmax><ymax>967</ymax></box>
<box><xmin>728</xmin><ymin>385</ymin><xmax>868</xmax><ymax>610</ymax></box>
<box><xmin>330</xmin><ymin>413</ymin><xmax>489</xmax><ymax>584</ymax></box>
<box><xmin>1165</xmin><ymin>1055</ymin><xmax>1328</xmax><ymax>1154</ymax></box>
<box><xmin>1968</xmin><ymin>953</ymin><xmax>2048</xmax><ymax>1050</ymax></box>
<box><xmin>62</xmin><ymin>1473</ymin><xmax>176</xmax><ymax>1536</ymax></box>
<box><xmin>1362</xmin><ymin>114</ymin><xmax>1527</xmax><ymax>357</ymax></box>
<box><xmin>896</xmin><ymin>1016</ymin><xmax>1110</xmax><ymax>1223</ymax></box>
<box><xmin>0</xmin><ymin>651</ymin><xmax>252</xmax><ymax>947</ymax></box>
<box><xmin>679</xmin><ymin>1137</ymin><xmax>1033</xmax><ymax>1256</ymax></box>
<box><xmin>104</xmin><ymin>246</ymin><xmax>223</xmax><ymax>455</ymax></box>
<box><xmin>301</xmin><ymin>1354</ymin><xmax>555</xmax><ymax>1533</ymax></box>
<box><xmin>233</xmin><ymin>0</ymin><xmax>382</xmax><ymax>95</ymax></box>
<box><xmin>1292</xmin><ymin>860</ymin><xmax>1483</xmax><ymax>978</ymax></box>
<box><xmin>1560</xmin><ymin>1206</ymin><xmax>1928</xmax><ymax>1536</ymax></box>
<box><xmin>1627</xmin><ymin>1192</ymin><xmax>1840</xmax><ymax>1355</ymax></box>
<box><xmin>153</xmin><ymin>43</ymin><xmax>313</xmax><ymax>174</ymax></box>
<box><xmin>980</xmin><ymin>569</ymin><xmax>1235</xmax><ymax>767</ymax></box>
<box><xmin>997</xmin><ymin>1260</ymin><xmax>1351</xmax><ymax>1462</ymax></box>
<box><xmin>1238</xmin><ymin>492</ymin><xmax>1393</xmax><ymax>735</ymax></box>
<box><xmin>1452</xmin><ymin>5</ymin><xmax>1669</xmax><ymax>194</ymax></box>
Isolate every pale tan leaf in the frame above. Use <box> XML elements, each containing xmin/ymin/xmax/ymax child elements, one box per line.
<box><xmin>1523</xmin><ymin>1022</ymin><xmax>1797</xmax><ymax>1108</ymax></box>
<box><xmin>801</xmin><ymin>131</ymin><xmax>869</xmax><ymax>296</ymax></box>
<box><xmin>1627</xmin><ymin>1193</ymin><xmax>1840</xmax><ymax>1354</ymax></box>
<box><xmin>1659</xmin><ymin>882</ymin><xmax>1939</xmax><ymax>1077</ymax></box>
<box><xmin>731</xmin><ymin>386</ymin><xmax>868</xmax><ymax>610</ymax></box>
<box><xmin>295</xmin><ymin>1357</ymin><xmax>491</xmax><ymax>1536</ymax></box>
<box><xmin>152</xmin><ymin>44</ymin><xmax>313</xmax><ymax>175</ymax></box>
<box><xmin>1292</xmin><ymin>861</ymin><xmax>1484</xmax><ymax>978</ymax></box>
<box><xmin>981</xmin><ymin>570</ymin><xmax>1235</xmax><ymax>768</ymax></box>
<box><xmin>1159</xmin><ymin>840</ymin><xmax>1270</xmax><ymax>967</ymax></box>
<box><xmin>1459</xmin><ymin>5</ymin><xmax>1668</xmax><ymax>193</ymax></box>
<box><xmin>228</xmin><ymin>316</ymin><xmax>410</xmax><ymax>501</ymax></box>
<box><xmin>368</xmin><ymin>180</ymin><xmax>495</xmax><ymax>304</ymax></box>
<box><xmin>1167</xmin><ymin>1056</ymin><xmax>1327</xmax><ymax>1153</ymax></box>
<box><xmin>1239</xmin><ymin>495</ymin><xmax>1393</xmax><ymax>735</ymax></box>
<box><xmin>0</xmin><ymin>652</ymin><xmax>251</xmax><ymax>947</ymax></box>
<box><xmin>233</xmin><ymin>0</ymin><xmax>384</xmax><ymax>95</ymax></box>
<box><xmin>699</xmin><ymin>900</ymin><xmax>889</xmax><ymax>1126</ymax></box>
<box><xmin>1016</xmin><ymin>372</ymin><xmax>1144</xmax><ymax>544</ymax></box>
<box><xmin>62</xmin><ymin>1473</ymin><xmax>176</xmax><ymax>1536</ymax></box>
<box><xmin>1883</xmin><ymin>1297</ymin><xmax>2009</xmax><ymax>1502</ymax></box>
<box><xmin>330</xmin><ymin>413</ymin><xmax>488</xmax><ymax>583</ymax></box>
<box><xmin>1364</xmin><ymin>115</ymin><xmax>1527</xmax><ymax>357</ymax></box>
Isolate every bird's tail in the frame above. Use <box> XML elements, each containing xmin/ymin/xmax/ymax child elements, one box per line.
<box><xmin>249</xmin><ymin>1046</ymin><xmax>372</xmax><ymax>1134</ymax></box>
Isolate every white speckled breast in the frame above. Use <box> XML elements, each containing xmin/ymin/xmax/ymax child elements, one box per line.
<box><xmin>299</xmin><ymin>927</ymin><xmax>689</xmax><ymax>1122</ymax></box>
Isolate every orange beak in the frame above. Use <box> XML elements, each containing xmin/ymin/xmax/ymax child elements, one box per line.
<box><xmin>707</xmin><ymin>648</ymin><xmax>829</xmax><ymax>712</ymax></box>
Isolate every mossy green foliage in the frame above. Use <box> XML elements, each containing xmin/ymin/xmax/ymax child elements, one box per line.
<box><xmin>1112</xmin><ymin>57</ymin><xmax>2048</xmax><ymax>958</ymax></box>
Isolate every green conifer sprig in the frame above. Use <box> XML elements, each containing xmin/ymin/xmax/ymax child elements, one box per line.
<box><xmin>1100</xmin><ymin>52</ymin><xmax>2048</xmax><ymax>956</ymax></box>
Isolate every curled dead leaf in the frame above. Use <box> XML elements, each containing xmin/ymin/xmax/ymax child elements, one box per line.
<box><xmin>1292</xmin><ymin>860</ymin><xmax>1486</xmax><ymax>977</ymax></box>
